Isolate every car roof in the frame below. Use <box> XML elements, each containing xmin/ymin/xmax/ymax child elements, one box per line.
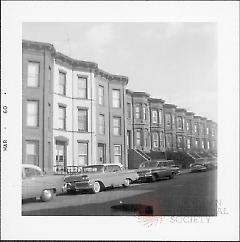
<box><xmin>85</xmin><ymin>163</ymin><xmax>123</xmax><ymax>167</ymax></box>
<box><xmin>22</xmin><ymin>164</ymin><xmax>42</xmax><ymax>171</ymax></box>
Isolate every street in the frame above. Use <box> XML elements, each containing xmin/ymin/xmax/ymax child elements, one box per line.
<box><xmin>22</xmin><ymin>169</ymin><xmax>217</xmax><ymax>216</ymax></box>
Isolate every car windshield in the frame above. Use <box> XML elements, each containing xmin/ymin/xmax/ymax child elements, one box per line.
<box><xmin>140</xmin><ymin>161</ymin><xmax>158</xmax><ymax>168</ymax></box>
<box><xmin>83</xmin><ymin>165</ymin><xmax>104</xmax><ymax>173</ymax></box>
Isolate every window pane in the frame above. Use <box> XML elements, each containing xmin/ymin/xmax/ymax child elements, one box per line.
<box><xmin>59</xmin><ymin>72</ymin><xmax>66</xmax><ymax>95</ymax></box>
<box><xmin>27</xmin><ymin>101</ymin><xmax>38</xmax><ymax>127</ymax></box>
<box><xmin>113</xmin><ymin>117</ymin><xmax>121</xmax><ymax>135</ymax></box>
<box><xmin>59</xmin><ymin>106</ymin><xmax>66</xmax><ymax>129</ymax></box>
<box><xmin>98</xmin><ymin>86</ymin><xmax>104</xmax><ymax>105</ymax></box>
<box><xmin>26</xmin><ymin>141</ymin><xmax>39</xmax><ymax>166</ymax></box>
<box><xmin>27</xmin><ymin>62</ymin><xmax>39</xmax><ymax>87</ymax></box>
<box><xmin>112</xmin><ymin>89</ymin><xmax>120</xmax><ymax>108</ymax></box>
<box><xmin>99</xmin><ymin>115</ymin><xmax>105</xmax><ymax>134</ymax></box>
<box><xmin>78</xmin><ymin>109</ymin><xmax>87</xmax><ymax>131</ymax></box>
<box><xmin>78</xmin><ymin>77</ymin><xmax>87</xmax><ymax>98</ymax></box>
<box><xmin>78</xmin><ymin>143</ymin><xmax>88</xmax><ymax>154</ymax></box>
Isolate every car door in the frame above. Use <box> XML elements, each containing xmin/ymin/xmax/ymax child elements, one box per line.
<box><xmin>22</xmin><ymin>167</ymin><xmax>43</xmax><ymax>199</ymax></box>
<box><xmin>156</xmin><ymin>162</ymin><xmax>170</xmax><ymax>178</ymax></box>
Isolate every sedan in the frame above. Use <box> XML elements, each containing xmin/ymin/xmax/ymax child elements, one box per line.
<box><xmin>22</xmin><ymin>164</ymin><xmax>64</xmax><ymax>202</ymax></box>
<box><xmin>190</xmin><ymin>164</ymin><xmax>207</xmax><ymax>173</ymax></box>
<box><xmin>64</xmin><ymin>163</ymin><xmax>138</xmax><ymax>194</ymax></box>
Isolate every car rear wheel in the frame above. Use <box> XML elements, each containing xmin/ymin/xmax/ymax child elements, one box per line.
<box><xmin>169</xmin><ymin>173</ymin><xmax>174</xmax><ymax>179</ymax></box>
<box><xmin>92</xmin><ymin>181</ymin><xmax>101</xmax><ymax>193</ymax></box>
<box><xmin>150</xmin><ymin>174</ymin><xmax>157</xmax><ymax>182</ymax></box>
<box><xmin>41</xmin><ymin>189</ymin><xmax>55</xmax><ymax>202</ymax></box>
<box><xmin>123</xmin><ymin>179</ymin><xmax>130</xmax><ymax>187</ymax></box>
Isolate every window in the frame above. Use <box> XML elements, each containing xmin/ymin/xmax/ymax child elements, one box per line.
<box><xmin>143</xmin><ymin>105</ymin><xmax>147</xmax><ymax>120</ymax></box>
<box><xmin>136</xmin><ymin>130</ymin><xmax>141</xmax><ymax>146</ymax></box>
<box><xmin>26</xmin><ymin>140</ymin><xmax>39</xmax><ymax>165</ymax></box>
<box><xmin>24</xmin><ymin>167</ymin><xmax>42</xmax><ymax>178</ymax></box>
<box><xmin>113</xmin><ymin>145</ymin><xmax>122</xmax><ymax>163</ymax></box>
<box><xmin>59</xmin><ymin>71</ymin><xmax>66</xmax><ymax>95</ymax></box>
<box><xmin>186</xmin><ymin>120</ymin><xmax>190</xmax><ymax>131</ymax></box>
<box><xmin>98</xmin><ymin>85</ymin><xmax>104</xmax><ymax>105</ymax></box>
<box><xmin>160</xmin><ymin>131</ymin><xmax>164</xmax><ymax>148</ymax></box>
<box><xmin>152</xmin><ymin>110</ymin><xmax>158</xmax><ymax>124</ymax></box>
<box><xmin>152</xmin><ymin>132</ymin><xmax>159</xmax><ymax>148</ymax></box>
<box><xmin>201</xmin><ymin>140</ymin><xmax>205</xmax><ymax>149</ymax></box>
<box><xmin>187</xmin><ymin>138</ymin><xmax>191</xmax><ymax>149</ymax></box>
<box><xmin>195</xmin><ymin>139</ymin><xmax>199</xmax><ymax>148</ymax></box>
<box><xmin>27</xmin><ymin>62</ymin><xmax>39</xmax><ymax>87</ymax></box>
<box><xmin>165</xmin><ymin>113</ymin><xmax>171</xmax><ymax>127</ymax></box>
<box><xmin>78</xmin><ymin>142</ymin><xmax>88</xmax><ymax>166</ymax></box>
<box><xmin>99</xmin><ymin>114</ymin><xmax>105</xmax><ymax>135</ymax></box>
<box><xmin>177</xmin><ymin>116</ymin><xmax>183</xmax><ymax>130</ymax></box>
<box><xmin>59</xmin><ymin>105</ymin><xmax>66</xmax><ymax>130</ymax></box>
<box><xmin>159</xmin><ymin>110</ymin><xmax>163</xmax><ymax>125</ymax></box>
<box><xmin>78</xmin><ymin>76</ymin><xmax>87</xmax><ymax>99</ymax></box>
<box><xmin>113</xmin><ymin>117</ymin><xmax>121</xmax><ymax>135</ymax></box>
<box><xmin>135</xmin><ymin>105</ymin><xmax>141</xmax><ymax>119</ymax></box>
<box><xmin>207</xmin><ymin>141</ymin><xmax>210</xmax><ymax>150</ymax></box>
<box><xmin>112</xmin><ymin>89</ymin><xmax>121</xmax><ymax>108</ymax></box>
<box><xmin>78</xmin><ymin>109</ymin><xmax>88</xmax><ymax>132</ymax></box>
<box><xmin>127</xmin><ymin>103</ymin><xmax>131</xmax><ymax>119</ymax></box>
<box><xmin>194</xmin><ymin>123</ymin><xmax>198</xmax><ymax>134</ymax></box>
<box><xmin>48</xmin><ymin>103</ymin><xmax>51</xmax><ymax>130</ymax></box>
<box><xmin>27</xmin><ymin>100</ymin><xmax>39</xmax><ymax>127</ymax></box>
<box><xmin>206</xmin><ymin>127</ymin><xmax>209</xmax><ymax>135</ymax></box>
<box><xmin>166</xmin><ymin>134</ymin><xmax>172</xmax><ymax>148</ymax></box>
<box><xmin>212</xmin><ymin>129</ymin><xmax>215</xmax><ymax>137</ymax></box>
<box><xmin>48</xmin><ymin>66</ymin><xmax>51</xmax><ymax>93</ymax></box>
<box><xmin>177</xmin><ymin>136</ymin><xmax>183</xmax><ymax>149</ymax></box>
<box><xmin>144</xmin><ymin>129</ymin><xmax>148</xmax><ymax>147</ymax></box>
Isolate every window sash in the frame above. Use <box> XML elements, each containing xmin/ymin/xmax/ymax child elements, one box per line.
<box><xmin>136</xmin><ymin>130</ymin><xmax>141</xmax><ymax>146</ymax></box>
<box><xmin>112</xmin><ymin>90</ymin><xmax>121</xmax><ymax>108</ymax></box>
<box><xmin>98</xmin><ymin>86</ymin><xmax>104</xmax><ymax>105</ymax></box>
<box><xmin>152</xmin><ymin>110</ymin><xmax>158</xmax><ymax>123</ymax></box>
<box><xmin>78</xmin><ymin>143</ymin><xmax>88</xmax><ymax>166</ymax></box>
<box><xmin>152</xmin><ymin>132</ymin><xmax>159</xmax><ymax>147</ymax></box>
<box><xmin>166</xmin><ymin>113</ymin><xmax>171</xmax><ymax>126</ymax></box>
<box><xmin>27</xmin><ymin>101</ymin><xmax>38</xmax><ymax>127</ymax></box>
<box><xmin>27</xmin><ymin>62</ymin><xmax>40</xmax><ymax>87</ymax></box>
<box><xmin>99</xmin><ymin>115</ymin><xmax>105</xmax><ymax>134</ymax></box>
<box><xmin>26</xmin><ymin>140</ymin><xmax>39</xmax><ymax>165</ymax></box>
<box><xmin>127</xmin><ymin>103</ymin><xmax>131</xmax><ymax>118</ymax></box>
<box><xmin>135</xmin><ymin>105</ymin><xmax>140</xmax><ymax>119</ymax></box>
<box><xmin>78</xmin><ymin>109</ymin><xmax>88</xmax><ymax>131</ymax></box>
<box><xmin>113</xmin><ymin>117</ymin><xmax>121</xmax><ymax>135</ymax></box>
<box><xmin>59</xmin><ymin>72</ymin><xmax>66</xmax><ymax>95</ymax></box>
<box><xmin>59</xmin><ymin>106</ymin><xmax>66</xmax><ymax>129</ymax></box>
<box><xmin>78</xmin><ymin>77</ymin><xmax>87</xmax><ymax>98</ymax></box>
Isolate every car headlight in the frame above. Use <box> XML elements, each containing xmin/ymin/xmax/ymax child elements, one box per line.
<box><xmin>145</xmin><ymin>171</ymin><xmax>152</xmax><ymax>176</ymax></box>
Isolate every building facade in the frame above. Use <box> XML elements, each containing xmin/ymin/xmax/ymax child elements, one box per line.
<box><xmin>22</xmin><ymin>40</ymin><xmax>218</xmax><ymax>173</ymax></box>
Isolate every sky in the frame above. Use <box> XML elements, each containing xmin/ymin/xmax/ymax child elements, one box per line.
<box><xmin>23</xmin><ymin>22</ymin><xmax>217</xmax><ymax>122</ymax></box>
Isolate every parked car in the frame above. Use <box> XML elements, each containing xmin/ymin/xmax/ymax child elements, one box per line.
<box><xmin>190</xmin><ymin>164</ymin><xmax>207</xmax><ymax>173</ymax></box>
<box><xmin>63</xmin><ymin>163</ymin><xmax>139</xmax><ymax>194</ymax></box>
<box><xmin>137</xmin><ymin>160</ymin><xmax>175</xmax><ymax>182</ymax></box>
<box><xmin>22</xmin><ymin>164</ymin><xmax>65</xmax><ymax>202</ymax></box>
<box><xmin>204</xmin><ymin>160</ymin><xmax>218</xmax><ymax>170</ymax></box>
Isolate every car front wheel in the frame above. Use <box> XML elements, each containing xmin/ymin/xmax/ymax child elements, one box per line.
<box><xmin>92</xmin><ymin>181</ymin><xmax>101</xmax><ymax>193</ymax></box>
<box><xmin>41</xmin><ymin>189</ymin><xmax>55</xmax><ymax>202</ymax></box>
<box><xmin>123</xmin><ymin>179</ymin><xmax>130</xmax><ymax>187</ymax></box>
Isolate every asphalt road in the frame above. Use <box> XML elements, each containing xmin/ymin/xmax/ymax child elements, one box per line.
<box><xmin>22</xmin><ymin>169</ymin><xmax>217</xmax><ymax>216</ymax></box>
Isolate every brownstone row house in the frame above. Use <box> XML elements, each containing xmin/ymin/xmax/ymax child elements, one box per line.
<box><xmin>22</xmin><ymin>40</ymin><xmax>217</xmax><ymax>173</ymax></box>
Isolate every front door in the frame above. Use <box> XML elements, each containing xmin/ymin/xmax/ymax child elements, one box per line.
<box><xmin>56</xmin><ymin>141</ymin><xmax>66</xmax><ymax>169</ymax></box>
<box><xmin>98</xmin><ymin>143</ymin><xmax>105</xmax><ymax>164</ymax></box>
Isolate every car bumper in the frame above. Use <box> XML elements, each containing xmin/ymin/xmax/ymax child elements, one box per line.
<box><xmin>64</xmin><ymin>181</ymin><xmax>93</xmax><ymax>191</ymax></box>
<box><xmin>137</xmin><ymin>174</ymin><xmax>152</xmax><ymax>181</ymax></box>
